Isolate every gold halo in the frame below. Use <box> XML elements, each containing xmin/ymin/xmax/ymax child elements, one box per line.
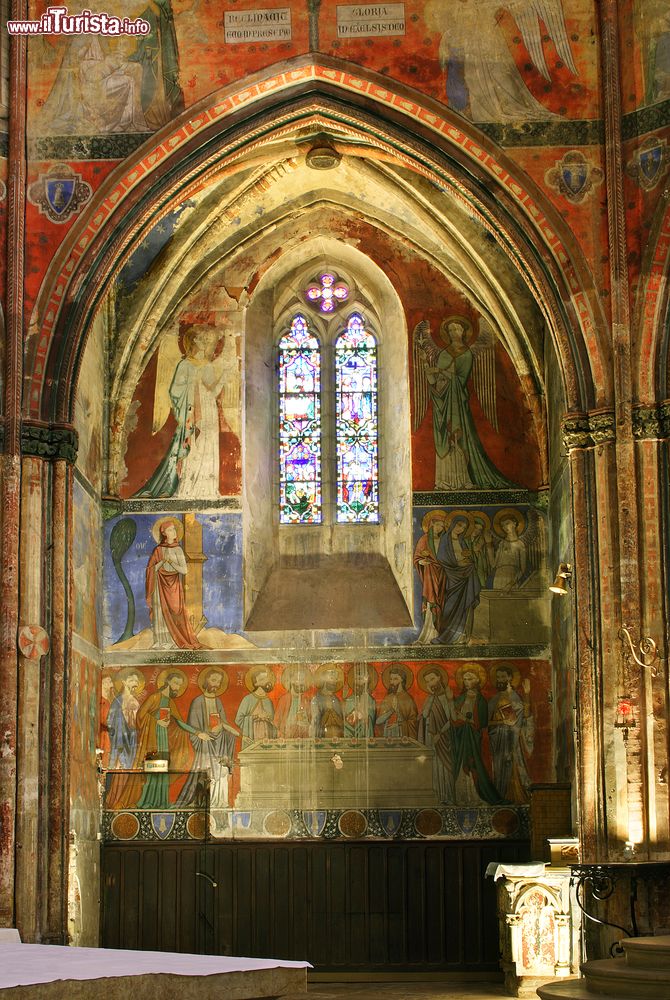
<box><xmin>417</xmin><ymin>663</ymin><xmax>450</xmax><ymax>693</ymax></box>
<box><xmin>439</xmin><ymin>315</ymin><xmax>474</xmax><ymax>347</ymax></box>
<box><xmin>113</xmin><ymin>666</ymin><xmax>145</xmax><ymax>694</ymax></box>
<box><xmin>467</xmin><ymin>511</ymin><xmax>492</xmax><ymax>536</ymax></box>
<box><xmin>421</xmin><ymin>509</ymin><xmax>449</xmax><ymax>533</ymax></box>
<box><xmin>151</xmin><ymin>516</ymin><xmax>184</xmax><ymax>543</ymax></box>
<box><xmin>314</xmin><ymin>663</ymin><xmax>344</xmax><ymax>691</ymax></box>
<box><xmin>244</xmin><ymin>666</ymin><xmax>276</xmax><ymax>693</ymax></box>
<box><xmin>156</xmin><ymin>667</ymin><xmax>188</xmax><ymax>697</ymax></box>
<box><xmin>382</xmin><ymin>663</ymin><xmax>414</xmax><ymax>691</ymax></box>
<box><xmin>445</xmin><ymin>510</ymin><xmax>474</xmax><ymax>534</ymax></box>
<box><xmin>455</xmin><ymin>662</ymin><xmax>488</xmax><ymax>690</ymax></box>
<box><xmin>489</xmin><ymin>662</ymin><xmax>521</xmax><ymax>690</ymax></box>
<box><xmin>346</xmin><ymin>664</ymin><xmax>378</xmax><ymax>693</ymax></box>
<box><xmin>280</xmin><ymin>664</ymin><xmax>312</xmax><ymax>692</ymax></box>
<box><xmin>197</xmin><ymin>666</ymin><xmax>229</xmax><ymax>697</ymax></box>
<box><xmin>492</xmin><ymin>508</ymin><xmax>526</xmax><ymax>538</ymax></box>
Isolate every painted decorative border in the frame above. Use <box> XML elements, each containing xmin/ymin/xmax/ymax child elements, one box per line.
<box><xmin>103</xmin><ymin>644</ymin><xmax>551</xmax><ymax>668</ymax></box>
<box><xmin>102</xmin><ymin>804</ymin><xmax>531</xmax><ymax>843</ymax></box>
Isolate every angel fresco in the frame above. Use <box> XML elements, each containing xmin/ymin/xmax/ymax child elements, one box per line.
<box><xmin>413</xmin><ymin>317</ymin><xmax>515</xmax><ymax>491</ymax></box>
<box><xmin>424</xmin><ymin>0</ymin><xmax>578</xmax><ymax>123</ymax></box>
<box><xmin>135</xmin><ymin>327</ymin><xmax>228</xmax><ymax>501</ymax></box>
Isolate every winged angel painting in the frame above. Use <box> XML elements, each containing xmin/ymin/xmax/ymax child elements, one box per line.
<box><xmin>424</xmin><ymin>0</ymin><xmax>578</xmax><ymax>122</ymax></box>
<box><xmin>413</xmin><ymin>317</ymin><xmax>515</xmax><ymax>491</ymax></box>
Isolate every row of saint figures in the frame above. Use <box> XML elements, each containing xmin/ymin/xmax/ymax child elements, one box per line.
<box><xmin>101</xmin><ymin>662</ymin><xmax>535</xmax><ymax>820</ymax></box>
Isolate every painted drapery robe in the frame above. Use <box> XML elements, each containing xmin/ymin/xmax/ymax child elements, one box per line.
<box><xmin>138</xmin><ymin>354</ymin><xmax>226</xmax><ymax>500</ymax></box>
<box><xmin>178</xmin><ymin>694</ymin><xmax>237</xmax><ymax>815</ymax></box>
<box><xmin>112</xmin><ymin>691</ymin><xmax>195</xmax><ymax>809</ymax></box>
<box><xmin>488</xmin><ymin>687</ymin><xmax>533</xmax><ymax>802</ymax></box>
<box><xmin>419</xmin><ymin>690</ymin><xmax>455</xmax><ymax>804</ymax></box>
<box><xmin>451</xmin><ymin>689</ymin><xmax>504</xmax><ymax>805</ymax></box>
<box><xmin>275</xmin><ymin>691</ymin><xmax>312</xmax><ymax>739</ymax></box>
<box><xmin>146</xmin><ymin>542</ymin><xmax>201</xmax><ymax>649</ymax></box>
<box><xmin>414</xmin><ymin>525</ymin><xmax>447</xmax><ymax>642</ymax></box>
<box><xmin>146</xmin><ymin>540</ymin><xmax>201</xmax><ymax>649</ymax></box>
<box><xmin>435</xmin><ymin>519</ymin><xmax>481</xmax><ymax>644</ymax></box>
<box><xmin>376</xmin><ymin>689</ymin><xmax>419</xmax><ymax>739</ymax></box>
<box><xmin>423</xmin><ymin>343</ymin><xmax>511</xmax><ymax>490</ymax></box>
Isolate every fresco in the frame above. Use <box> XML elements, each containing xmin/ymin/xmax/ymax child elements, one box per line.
<box><xmin>72</xmin><ymin>480</ymin><xmax>102</xmax><ymax>646</ymax></box>
<box><xmin>412</xmin><ymin>505</ymin><xmax>549</xmax><ymax>647</ymax></box>
<box><xmin>30</xmin><ymin>0</ymin><xmax>183</xmax><ymax>136</ymax></box>
<box><xmin>117</xmin><ymin>323</ymin><xmax>241</xmax><ymax>499</ymax></box>
<box><xmin>409</xmin><ymin>307</ymin><xmax>542</xmax><ymax>494</ymax></box>
<box><xmin>27</xmin><ymin>0</ymin><xmax>600</xmax><ymax>142</ymax></box>
<box><xmin>100</xmin><ymin>658</ymin><xmax>552</xmax><ymax>840</ymax></box>
<box><xmin>423</xmin><ymin>0</ymin><xmax>578</xmax><ymax>122</ymax></box>
<box><xmin>638</xmin><ymin>1</ymin><xmax>670</xmax><ymax>105</ymax></box>
<box><xmin>74</xmin><ymin>309</ymin><xmax>105</xmax><ymax>493</ymax></box>
<box><xmin>104</xmin><ymin>511</ymin><xmax>250</xmax><ymax>650</ymax></box>
<box><xmin>69</xmin><ymin>651</ymin><xmax>102</xmax><ymax>945</ymax></box>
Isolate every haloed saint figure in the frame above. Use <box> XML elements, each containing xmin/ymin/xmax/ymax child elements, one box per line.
<box><xmin>146</xmin><ymin>516</ymin><xmax>201</xmax><ymax>650</ymax></box>
<box><xmin>412</xmin><ymin>316</ymin><xmax>515</xmax><ymax>491</ymax></box>
<box><xmin>137</xmin><ymin>326</ymin><xmax>227</xmax><ymax>500</ymax></box>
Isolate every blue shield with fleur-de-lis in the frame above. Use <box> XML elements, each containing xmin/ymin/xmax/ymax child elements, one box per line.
<box><xmin>46</xmin><ymin>177</ymin><xmax>76</xmax><ymax>217</ymax></box>
<box><xmin>562</xmin><ymin>159</ymin><xmax>588</xmax><ymax>197</ymax></box>
<box><xmin>379</xmin><ymin>810</ymin><xmax>402</xmax><ymax>836</ymax></box>
<box><xmin>455</xmin><ymin>809</ymin><xmax>478</xmax><ymax>836</ymax></box>
<box><xmin>639</xmin><ymin>142</ymin><xmax>663</xmax><ymax>186</ymax></box>
<box><xmin>152</xmin><ymin>812</ymin><xmax>175</xmax><ymax>840</ymax></box>
<box><xmin>302</xmin><ymin>810</ymin><xmax>327</xmax><ymax>837</ymax></box>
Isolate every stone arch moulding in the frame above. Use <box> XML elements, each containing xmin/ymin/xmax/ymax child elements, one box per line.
<box><xmin>24</xmin><ymin>54</ymin><xmax>610</xmax><ymax>425</ymax></box>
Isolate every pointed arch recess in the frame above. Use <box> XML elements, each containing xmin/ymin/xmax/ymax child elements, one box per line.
<box><xmin>25</xmin><ymin>56</ymin><xmax>609</xmax><ymax>422</ymax></box>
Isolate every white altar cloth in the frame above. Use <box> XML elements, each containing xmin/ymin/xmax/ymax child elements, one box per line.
<box><xmin>0</xmin><ymin>943</ymin><xmax>311</xmax><ymax>990</ymax></box>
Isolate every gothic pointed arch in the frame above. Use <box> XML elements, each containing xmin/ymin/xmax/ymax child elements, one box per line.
<box><xmin>24</xmin><ymin>55</ymin><xmax>609</xmax><ymax>428</ymax></box>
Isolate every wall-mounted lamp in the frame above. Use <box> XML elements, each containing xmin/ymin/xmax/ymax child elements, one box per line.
<box><xmin>549</xmin><ymin>562</ymin><xmax>573</xmax><ymax>595</ymax></box>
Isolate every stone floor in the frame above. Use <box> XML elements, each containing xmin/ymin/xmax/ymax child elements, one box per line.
<box><xmin>285</xmin><ymin>983</ymin><xmax>511</xmax><ymax>999</ymax></box>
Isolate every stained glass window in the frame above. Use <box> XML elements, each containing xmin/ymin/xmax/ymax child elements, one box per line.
<box><xmin>279</xmin><ymin>314</ymin><xmax>322</xmax><ymax>524</ymax></box>
<box><xmin>305</xmin><ymin>272</ymin><xmax>349</xmax><ymax>313</ymax></box>
<box><xmin>335</xmin><ymin>313</ymin><xmax>379</xmax><ymax>523</ymax></box>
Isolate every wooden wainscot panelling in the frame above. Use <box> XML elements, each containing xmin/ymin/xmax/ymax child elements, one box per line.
<box><xmin>102</xmin><ymin>839</ymin><xmax>529</xmax><ymax>972</ymax></box>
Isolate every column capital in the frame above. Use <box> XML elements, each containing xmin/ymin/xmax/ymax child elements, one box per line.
<box><xmin>21</xmin><ymin>422</ymin><xmax>78</xmax><ymax>464</ymax></box>
<box><xmin>562</xmin><ymin>410</ymin><xmax>616</xmax><ymax>451</ymax></box>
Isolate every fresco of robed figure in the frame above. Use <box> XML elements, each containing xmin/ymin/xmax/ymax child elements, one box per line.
<box><xmin>424</xmin><ymin>0</ymin><xmax>578</xmax><ymax>123</ymax></box>
<box><xmin>413</xmin><ymin>317</ymin><xmax>516</xmax><ymax>491</ymax></box>
<box><xmin>136</xmin><ymin>326</ymin><xmax>228</xmax><ymax>500</ymax></box>
<box><xmin>146</xmin><ymin>516</ymin><xmax>201</xmax><ymax>650</ymax></box>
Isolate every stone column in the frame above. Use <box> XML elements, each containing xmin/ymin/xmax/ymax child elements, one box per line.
<box><xmin>11</xmin><ymin>428</ymin><xmax>77</xmax><ymax>943</ymax></box>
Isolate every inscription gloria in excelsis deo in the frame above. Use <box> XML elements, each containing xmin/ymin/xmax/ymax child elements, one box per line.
<box><xmin>336</xmin><ymin>4</ymin><xmax>406</xmax><ymax>38</ymax></box>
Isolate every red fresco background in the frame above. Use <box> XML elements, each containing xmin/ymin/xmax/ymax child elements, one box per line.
<box><xmin>100</xmin><ymin>658</ymin><xmax>552</xmax><ymax>810</ymax></box>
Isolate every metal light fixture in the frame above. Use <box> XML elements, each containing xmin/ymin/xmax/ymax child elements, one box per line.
<box><xmin>550</xmin><ymin>562</ymin><xmax>572</xmax><ymax>594</ymax></box>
